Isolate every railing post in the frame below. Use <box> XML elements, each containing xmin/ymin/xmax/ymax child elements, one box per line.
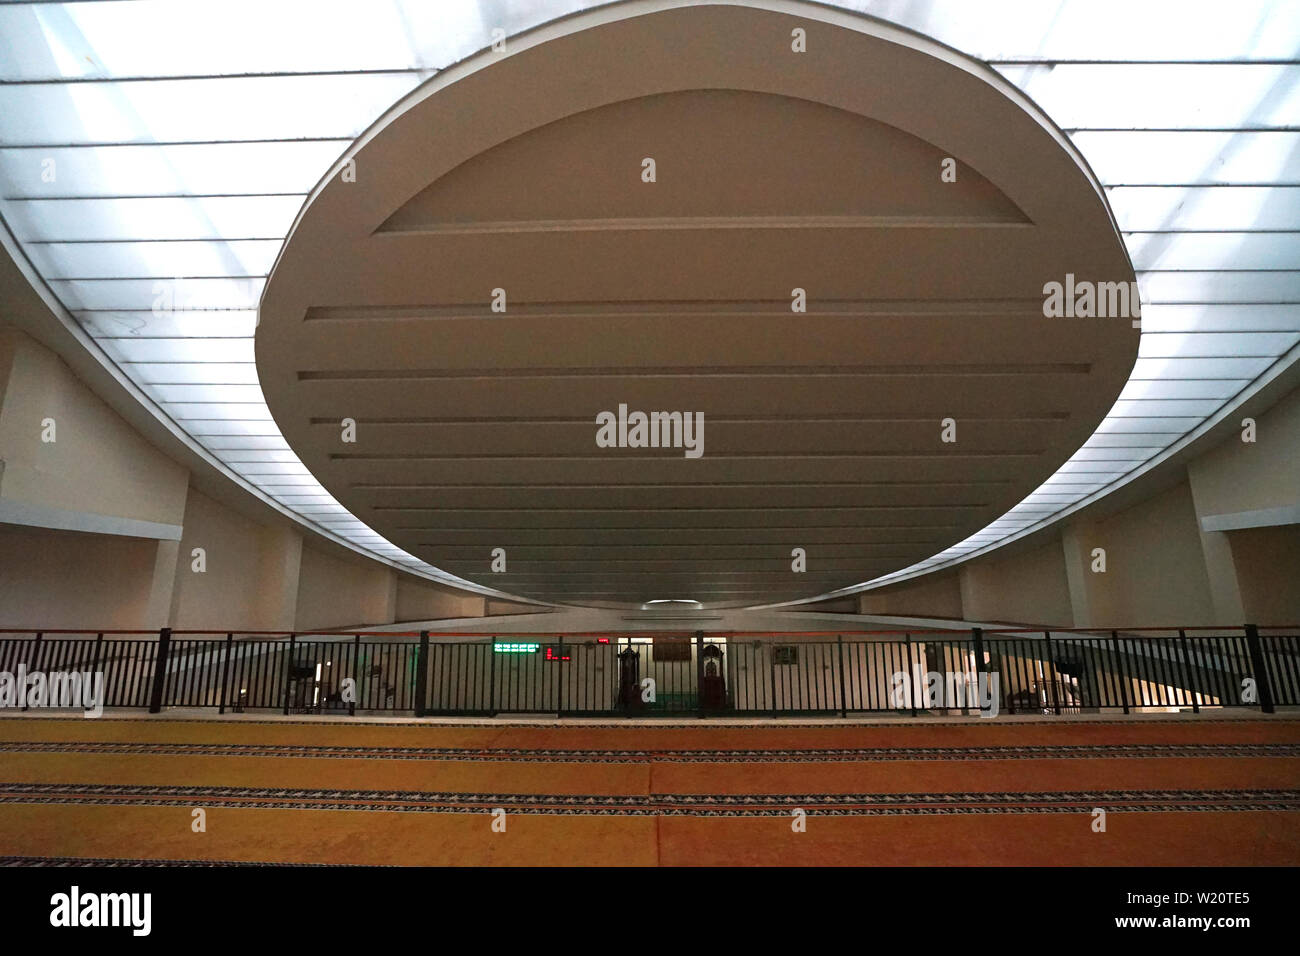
<box><xmin>218</xmin><ymin>632</ymin><xmax>233</xmax><ymax>714</ymax></box>
<box><xmin>837</xmin><ymin>635</ymin><xmax>848</xmax><ymax>719</ymax></box>
<box><xmin>695</xmin><ymin>631</ymin><xmax>705</xmax><ymax>719</ymax></box>
<box><xmin>91</xmin><ymin>633</ymin><xmax>104</xmax><ymax>704</ymax></box>
<box><xmin>971</xmin><ymin>627</ymin><xmax>986</xmax><ymax>717</ymax></box>
<box><xmin>555</xmin><ymin>635</ymin><xmax>566</xmax><ymax>718</ymax></box>
<box><xmin>1044</xmin><ymin>630</ymin><xmax>1061</xmax><ymax>715</ymax></box>
<box><xmin>22</xmin><ymin>632</ymin><xmax>43</xmax><ymax>712</ymax></box>
<box><xmin>1109</xmin><ymin>630</ymin><xmax>1130</xmax><ymax>714</ymax></box>
<box><xmin>769</xmin><ymin>638</ymin><xmax>779</xmax><ymax>719</ymax></box>
<box><xmin>1243</xmin><ymin>623</ymin><xmax>1275</xmax><ymax>714</ymax></box>
<box><xmin>282</xmin><ymin>632</ymin><xmax>295</xmax><ymax>716</ymax></box>
<box><xmin>488</xmin><ymin>636</ymin><xmax>497</xmax><ymax>716</ymax></box>
<box><xmin>349</xmin><ymin>634</ymin><xmax>360</xmax><ymax>716</ymax></box>
<box><xmin>905</xmin><ymin>634</ymin><xmax>917</xmax><ymax>717</ymax></box>
<box><xmin>148</xmin><ymin>627</ymin><xmax>171</xmax><ymax>714</ymax></box>
<box><xmin>414</xmin><ymin>630</ymin><xmax>430</xmax><ymax>717</ymax></box>
<box><xmin>1177</xmin><ymin>628</ymin><xmax>1199</xmax><ymax>713</ymax></box>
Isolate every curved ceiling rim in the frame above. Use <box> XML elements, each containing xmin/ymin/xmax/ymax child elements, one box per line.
<box><xmin>258</xmin><ymin>0</ymin><xmax>1138</xmax><ymax>608</ymax></box>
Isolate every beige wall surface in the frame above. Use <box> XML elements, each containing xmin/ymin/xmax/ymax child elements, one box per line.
<box><xmin>0</xmin><ymin>523</ymin><xmax>157</xmax><ymax>629</ymax></box>
<box><xmin>397</xmin><ymin>577</ymin><xmax>486</xmax><ymax>623</ymax></box>
<box><xmin>1084</xmin><ymin>481</ymin><xmax>1217</xmax><ymax>626</ymax></box>
<box><xmin>1229</xmin><ymin>525</ymin><xmax>1300</xmax><ymax>624</ymax></box>
<box><xmin>169</xmin><ymin>488</ymin><xmax>292</xmax><ymax>632</ymax></box>
<box><xmin>295</xmin><ymin>545</ymin><xmax>397</xmax><ymax>632</ymax></box>
<box><xmin>959</xmin><ymin>537</ymin><xmax>1073</xmax><ymax>626</ymax></box>
<box><xmin>485</xmin><ymin>599</ymin><xmax>548</xmax><ymax>617</ymax></box>
<box><xmin>1188</xmin><ymin>385</ymin><xmax>1300</xmax><ymax>519</ymax></box>
<box><xmin>858</xmin><ymin>572</ymin><xmax>964</xmax><ymax>619</ymax></box>
<box><xmin>0</xmin><ymin>328</ymin><xmax>188</xmax><ymax>528</ymax></box>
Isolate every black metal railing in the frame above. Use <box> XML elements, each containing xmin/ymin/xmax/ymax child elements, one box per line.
<box><xmin>0</xmin><ymin>625</ymin><xmax>1295</xmax><ymax>719</ymax></box>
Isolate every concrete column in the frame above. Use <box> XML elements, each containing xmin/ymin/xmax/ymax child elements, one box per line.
<box><xmin>957</xmin><ymin>565</ymin><xmax>977</xmax><ymax>622</ymax></box>
<box><xmin>1195</xmin><ymin>527</ymin><xmax>1246</xmax><ymax>624</ymax></box>
<box><xmin>382</xmin><ymin>568</ymin><xmax>398</xmax><ymax>624</ymax></box>
<box><xmin>1187</xmin><ymin>462</ymin><xmax>1247</xmax><ymax>625</ymax></box>
<box><xmin>145</xmin><ymin>538</ymin><xmax>181</xmax><ymax>629</ymax></box>
<box><xmin>258</xmin><ymin>524</ymin><xmax>303</xmax><ymax>631</ymax></box>
<box><xmin>1061</xmin><ymin>521</ymin><xmax>1099</xmax><ymax>628</ymax></box>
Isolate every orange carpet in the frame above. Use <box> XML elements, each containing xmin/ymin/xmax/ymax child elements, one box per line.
<box><xmin>1</xmin><ymin>714</ymin><xmax>1298</xmax><ymax>866</ymax></box>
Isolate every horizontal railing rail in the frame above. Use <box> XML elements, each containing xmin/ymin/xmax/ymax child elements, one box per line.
<box><xmin>0</xmin><ymin>625</ymin><xmax>1294</xmax><ymax>719</ymax></box>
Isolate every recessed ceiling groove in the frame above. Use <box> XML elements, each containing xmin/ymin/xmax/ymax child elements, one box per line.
<box><xmin>436</xmin><ymin>556</ymin><xmax>916</xmax><ymax>564</ymax></box>
<box><xmin>379</xmin><ymin>504</ymin><xmax>990</xmax><ymax>513</ymax></box>
<box><xmin>303</xmin><ymin>298</ymin><xmax>1048</xmax><ymax>320</ymax></box>
<box><xmin>410</xmin><ymin>528</ymin><xmax>961</xmax><ymax>535</ymax></box>
<box><xmin>297</xmin><ymin>364</ymin><xmax>1095</xmax><ymax>381</ymax></box>
<box><xmin>310</xmin><ymin>414</ymin><xmax>1071</xmax><ymax>425</ymax></box>
<box><xmin>414</xmin><ymin>542</ymin><xmax>941</xmax><ymax>550</ymax></box>
<box><xmin>351</xmin><ymin>481</ymin><xmax>1013</xmax><ymax>489</ymax></box>
<box><xmin>328</xmin><ymin>452</ymin><xmax>1047</xmax><ymax>462</ymax></box>
<box><xmin>373</xmin><ymin>214</ymin><xmax>1034</xmax><ymax>236</ymax></box>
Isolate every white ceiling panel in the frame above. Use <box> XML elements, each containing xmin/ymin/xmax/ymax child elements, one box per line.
<box><xmin>0</xmin><ymin>74</ymin><xmax>423</xmax><ymax>145</ymax></box>
<box><xmin>1109</xmin><ymin>187</ymin><xmax>1300</xmax><ymax>232</ymax></box>
<box><xmin>25</xmin><ymin>239</ymin><xmax>280</xmax><ymax>280</ymax></box>
<box><xmin>1137</xmin><ymin>304</ymin><xmax>1300</xmax><ymax>333</ymax></box>
<box><xmin>0</xmin><ymin>142</ymin><xmax>346</xmax><ymax>198</ymax></box>
<box><xmin>5</xmin><ymin>196</ymin><xmax>303</xmax><ymax>241</ymax></box>
<box><xmin>77</xmin><ymin>310</ymin><xmax>259</xmax><ymax>339</ymax></box>
<box><xmin>48</xmin><ymin>277</ymin><xmax>265</xmax><ymax>311</ymax></box>
<box><xmin>1073</xmin><ymin>132</ymin><xmax>1300</xmax><ymax>185</ymax></box>
<box><xmin>1127</xmin><ymin>232</ymin><xmax>1300</xmax><ymax>271</ymax></box>
<box><xmin>1137</xmin><ymin>271</ymin><xmax>1300</xmax><ymax>304</ymax></box>
<box><xmin>995</xmin><ymin>64</ymin><xmax>1300</xmax><ymax>130</ymax></box>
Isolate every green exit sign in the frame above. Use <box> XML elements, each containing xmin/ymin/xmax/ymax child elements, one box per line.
<box><xmin>493</xmin><ymin>642</ymin><xmax>540</xmax><ymax>654</ymax></box>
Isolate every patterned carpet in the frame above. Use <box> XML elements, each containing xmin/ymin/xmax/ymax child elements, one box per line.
<box><xmin>1</xmin><ymin>715</ymin><xmax>1297</xmax><ymax>866</ymax></box>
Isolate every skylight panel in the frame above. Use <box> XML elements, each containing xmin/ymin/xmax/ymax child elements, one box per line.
<box><xmin>1137</xmin><ymin>304</ymin><xmax>1300</xmax><ymax>334</ymax></box>
<box><xmin>0</xmin><ymin>74</ymin><xmax>422</xmax><ymax>145</ymax></box>
<box><xmin>847</xmin><ymin>0</ymin><xmax>1297</xmax><ymax>61</ymax></box>
<box><xmin>1127</xmin><ymin>232</ymin><xmax>1300</xmax><ymax>271</ymax></box>
<box><xmin>1109</xmin><ymin>186</ymin><xmax>1300</xmax><ymax>232</ymax></box>
<box><xmin>0</xmin><ymin>143</ymin><xmax>344</xmax><ymax>199</ymax></box>
<box><xmin>25</xmin><ymin>239</ymin><xmax>280</xmax><ymax>279</ymax></box>
<box><xmin>1137</xmin><ymin>331</ymin><xmax>1300</xmax><ymax>359</ymax></box>
<box><xmin>1137</xmin><ymin>272</ymin><xmax>1300</xmax><ymax>304</ymax></box>
<box><xmin>0</xmin><ymin>0</ymin><xmax>595</xmax><ymax>80</ymax></box>
<box><xmin>1072</xmin><ymin>132</ymin><xmax>1300</xmax><ymax>185</ymax></box>
<box><xmin>996</xmin><ymin>64</ymin><xmax>1300</xmax><ymax>130</ymax></box>
<box><xmin>76</xmin><ymin>309</ymin><xmax>259</xmax><ymax>339</ymax></box>
<box><xmin>5</xmin><ymin>196</ymin><xmax>303</xmax><ymax>242</ymax></box>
